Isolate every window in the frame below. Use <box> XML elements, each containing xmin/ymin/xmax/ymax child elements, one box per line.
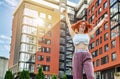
<box><xmin>24</xmin><ymin>8</ymin><xmax>38</xmax><ymax>18</ymax></box>
<box><xmin>92</xmin><ymin>50</ymin><xmax>98</xmax><ymax>58</ymax></box>
<box><xmin>104</xmin><ymin>1</ymin><xmax>108</xmax><ymax>9</ymax></box>
<box><xmin>23</xmin><ymin>17</ymin><xmax>37</xmax><ymax>27</ymax></box>
<box><xmin>104</xmin><ymin>32</ymin><xmax>108</xmax><ymax>41</ymax></box>
<box><xmin>92</xmin><ymin>42</ymin><xmax>95</xmax><ymax>48</ymax></box>
<box><xmin>104</xmin><ymin>44</ymin><xmax>109</xmax><ymax>52</ymax></box>
<box><xmin>96</xmin><ymin>59</ymin><xmax>100</xmax><ymax>67</ymax></box>
<box><xmin>91</xmin><ymin>6</ymin><xmax>94</xmax><ymax>12</ymax></box>
<box><xmin>38</xmin><ymin>55</ymin><xmax>44</xmax><ymax>61</ymax></box>
<box><xmin>46</xmin><ymin>56</ymin><xmax>50</xmax><ymax>62</ymax></box>
<box><xmin>99</xmin><ymin>47</ymin><xmax>102</xmax><ymax>54</ymax></box>
<box><xmin>60</xmin><ymin>22</ymin><xmax>66</xmax><ymax>29</ymax></box>
<box><xmin>60</xmin><ymin>46</ymin><xmax>65</xmax><ymax>52</ymax></box>
<box><xmin>40</xmin><ymin>13</ymin><xmax>46</xmax><ymax>18</ymax></box>
<box><xmin>20</xmin><ymin>43</ymin><xmax>36</xmax><ymax>53</ymax></box>
<box><xmin>96</xmin><ymin>28</ymin><xmax>100</xmax><ymax>36</ymax></box>
<box><xmin>43</xmin><ymin>65</ymin><xmax>50</xmax><ymax>71</ymax></box>
<box><xmin>110</xmin><ymin>0</ymin><xmax>117</xmax><ymax>6</ymax></box>
<box><xmin>110</xmin><ymin>4</ymin><xmax>118</xmax><ymax>18</ymax></box>
<box><xmin>48</xmin><ymin>15</ymin><xmax>52</xmax><ymax>20</ymax></box>
<box><xmin>38</xmin><ymin>38</ymin><xmax>51</xmax><ymax>45</ymax></box>
<box><xmin>111</xmin><ymin>52</ymin><xmax>116</xmax><ymax>61</ymax></box>
<box><xmin>101</xmin><ymin>56</ymin><xmax>109</xmax><ymax>65</ymax></box>
<box><xmin>111</xmin><ymin>40</ymin><xmax>116</xmax><ymax>48</ymax></box>
<box><xmin>60</xmin><ymin>30</ymin><xmax>66</xmax><ymax>37</ymax></box>
<box><xmin>60</xmin><ymin>38</ymin><xmax>65</xmax><ymax>44</ymax></box>
<box><xmin>104</xmin><ymin>23</ymin><xmax>108</xmax><ymax>30</ymax></box>
<box><xmin>111</xmin><ymin>26</ymin><xmax>119</xmax><ymax>39</ymax></box>
<box><xmin>21</xmin><ymin>34</ymin><xmax>36</xmax><ymax>44</ymax></box>
<box><xmin>96</xmin><ymin>39</ymin><xmax>99</xmax><ymax>46</ymax></box>
<box><xmin>98</xmin><ymin>7</ymin><xmax>102</xmax><ymax>14</ymax></box>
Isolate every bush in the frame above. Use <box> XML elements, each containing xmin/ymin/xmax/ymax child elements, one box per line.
<box><xmin>19</xmin><ymin>70</ymin><xmax>30</xmax><ymax>79</ymax></box>
<box><xmin>35</xmin><ymin>66</ymin><xmax>45</xmax><ymax>79</ymax></box>
<box><xmin>4</xmin><ymin>70</ymin><xmax>14</xmax><ymax>79</ymax></box>
<box><xmin>62</xmin><ymin>74</ymin><xmax>67</xmax><ymax>79</ymax></box>
<box><xmin>51</xmin><ymin>74</ymin><xmax>57</xmax><ymax>79</ymax></box>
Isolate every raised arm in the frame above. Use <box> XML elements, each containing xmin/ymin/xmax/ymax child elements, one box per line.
<box><xmin>88</xmin><ymin>15</ymin><xmax>108</xmax><ymax>37</ymax></box>
<box><xmin>63</xmin><ymin>10</ymin><xmax>75</xmax><ymax>37</ymax></box>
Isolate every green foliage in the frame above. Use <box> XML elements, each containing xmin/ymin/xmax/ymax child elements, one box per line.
<box><xmin>35</xmin><ymin>66</ymin><xmax>45</xmax><ymax>79</ymax></box>
<box><xmin>4</xmin><ymin>70</ymin><xmax>14</xmax><ymax>79</ymax></box>
<box><xmin>51</xmin><ymin>74</ymin><xmax>57</xmax><ymax>79</ymax></box>
<box><xmin>19</xmin><ymin>70</ymin><xmax>30</xmax><ymax>79</ymax></box>
<box><xmin>62</xmin><ymin>74</ymin><xmax>67</xmax><ymax>79</ymax></box>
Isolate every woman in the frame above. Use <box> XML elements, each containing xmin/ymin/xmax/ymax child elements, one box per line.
<box><xmin>63</xmin><ymin>10</ymin><xmax>108</xmax><ymax>79</ymax></box>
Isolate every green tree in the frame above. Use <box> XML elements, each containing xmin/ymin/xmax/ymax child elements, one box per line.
<box><xmin>19</xmin><ymin>70</ymin><xmax>30</xmax><ymax>79</ymax></box>
<box><xmin>62</xmin><ymin>74</ymin><xmax>67</xmax><ymax>79</ymax></box>
<box><xmin>35</xmin><ymin>66</ymin><xmax>45</xmax><ymax>79</ymax></box>
<box><xmin>4</xmin><ymin>70</ymin><xmax>14</xmax><ymax>79</ymax></box>
<box><xmin>51</xmin><ymin>74</ymin><xmax>57</xmax><ymax>79</ymax></box>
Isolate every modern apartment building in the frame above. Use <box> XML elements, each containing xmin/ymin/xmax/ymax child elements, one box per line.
<box><xmin>87</xmin><ymin>0</ymin><xmax>120</xmax><ymax>79</ymax></box>
<box><xmin>8</xmin><ymin>0</ymin><xmax>77</xmax><ymax>78</ymax></box>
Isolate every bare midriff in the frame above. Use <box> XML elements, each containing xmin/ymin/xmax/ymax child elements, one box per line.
<box><xmin>74</xmin><ymin>43</ymin><xmax>89</xmax><ymax>50</ymax></box>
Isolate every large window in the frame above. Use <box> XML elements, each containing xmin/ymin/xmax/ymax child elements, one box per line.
<box><xmin>19</xmin><ymin>53</ymin><xmax>35</xmax><ymax>62</ymax></box>
<box><xmin>104</xmin><ymin>22</ymin><xmax>108</xmax><ymax>30</ymax></box>
<box><xmin>38</xmin><ymin>46</ymin><xmax>51</xmax><ymax>53</ymax></box>
<box><xmin>21</xmin><ymin>34</ymin><xmax>36</xmax><ymax>44</ymax></box>
<box><xmin>111</xmin><ymin>26</ymin><xmax>119</xmax><ymax>39</ymax></box>
<box><xmin>111</xmin><ymin>40</ymin><xmax>116</xmax><ymax>48</ymax></box>
<box><xmin>111</xmin><ymin>52</ymin><xmax>116</xmax><ymax>61</ymax></box>
<box><xmin>104</xmin><ymin>1</ymin><xmax>108</xmax><ymax>9</ymax></box>
<box><xmin>110</xmin><ymin>0</ymin><xmax>117</xmax><ymax>6</ymax></box>
<box><xmin>23</xmin><ymin>17</ymin><xmax>37</xmax><ymax>27</ymax></box>
<box><xmin>104</xmin><ymin>44</ymin><xmax>109</xmax><ymax>52</ymax></box>
<box><xmin>38</xmin><ymin>55</ymin><xmax>44</xmax><ymax>61</ymax></box>
<box><xmin>19</xmin><ymin>62</ymin><xmax>34</xmax><ymax>72</ymax></box>
<box><xmin>24</xmin><ymin>8</ymin><xmax>38</xmax><ymax>18</ymax></box>
<box><xmin>21</xmin><ymin>43</ymin><xmax>36</xmax><ymax>53</ymax></box>
<box><xmin>22</xmin><ymin>25</ymin><xmax>37</xmax><ymax>35</ymax></box>
<box><xmin>92</xmin><ymin>50</ymin><xmax>98</xmax><ymax>58</ymax></box>
<box><xmin>99</xmin><ymin>47</ymin><xmax>102</xmax><ymax>54</ymax></box>
<box><xmin>110</xmin><ymin>14</ymin><xmax>120</xmax><ymax>28</ymax></box>
<box><xmin>101</xmin><ymin>56</ymin><xmax>109</xmax><ymax>65</ymax></box>
<box><xmin>110</xmin><ymin>3</ymin><xmax>118</xmax><ymax>17</ymax></box>
<box><xmin>96</xmin><ymin>59</ymin><xmax>100</xmax><ymax>67</ymax></box>
<box><xmin>104</xmin><ymin>32</ymin><xmax>108</xmax><ymax>41</ymax></box>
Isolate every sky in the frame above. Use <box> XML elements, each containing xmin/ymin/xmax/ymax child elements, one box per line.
<box><xmin>0</xmin><ymin>0</ymin><xmax>79</xmax><ymax>58</ymax></box>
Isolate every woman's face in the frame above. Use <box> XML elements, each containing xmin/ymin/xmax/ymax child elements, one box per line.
<box><xmin>79</xmin><ymin>22</ymin><xmax>86</xmax><ymax>32</ymax></box>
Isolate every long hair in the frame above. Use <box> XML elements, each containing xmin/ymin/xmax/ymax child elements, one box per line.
<box><xmin>71</xmin><ymin>20</ymin><xmax>93</xmax><ymax>33</ymax></box>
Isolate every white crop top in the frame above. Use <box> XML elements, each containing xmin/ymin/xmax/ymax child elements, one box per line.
<box><xmin>72</xmin><ymin>34</ymin><xmax>90</xmax><ymax>45</ymax></box>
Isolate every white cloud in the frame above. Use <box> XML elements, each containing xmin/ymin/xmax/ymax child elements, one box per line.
<box><xmin>5</xmin><ymin>0</ymin><xmax>18</xmax><ymax>7</ymax></box>
<box><xmin>0</xmin><ymin>35</ymin><xmax>11</xmax><ymax>40</ymax></box>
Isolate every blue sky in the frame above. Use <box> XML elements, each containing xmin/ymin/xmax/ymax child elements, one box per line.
<box><xmin>0</xmin><ymin>0</ymin><xmax>79</xmax><ymax>58</ymax></box>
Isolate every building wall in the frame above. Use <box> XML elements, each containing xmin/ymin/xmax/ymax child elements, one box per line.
<box><xmin>0</xmin><ymin>57</ymin><xmax>8</xmax><ymax>79</ymax></box>
<box><xmin>87</xmin><ymin>0</ymin><xmax>120</xmax><ymax>79</ymax></box>
<box><xmin>34</xmin><ymin>4</ymin><xmax>60</xmax><ymax>77</ymax></box>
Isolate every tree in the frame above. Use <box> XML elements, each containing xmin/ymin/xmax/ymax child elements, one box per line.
<box><xmin>19</xmin><ymin>70</ymin><xmax>30</xmax><ymax>79</ymax></box>
<box><xmin>4</xmin><ymin>70</ymin><xmax>14</xmax><ymax>79</ymax></box>
<box><xmin>35</xmin><ymin>66</ymin><xmax>45</xmax><ymax>79</ymax></box>
<box><xmin>51</xmin><ymin>74</ymin><xmax>57</xmax><ymax>79</ymax></box>
<box><xmin>62</xmin><ymin>74</ymin><xmax>67</xmax><ymax>79</ymax></box>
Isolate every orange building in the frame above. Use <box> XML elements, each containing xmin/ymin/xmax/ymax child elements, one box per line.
<box><xmin>87</xmin><ymin>0</ymin><xmax>120</xmax><ymax>79</ymax></box>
